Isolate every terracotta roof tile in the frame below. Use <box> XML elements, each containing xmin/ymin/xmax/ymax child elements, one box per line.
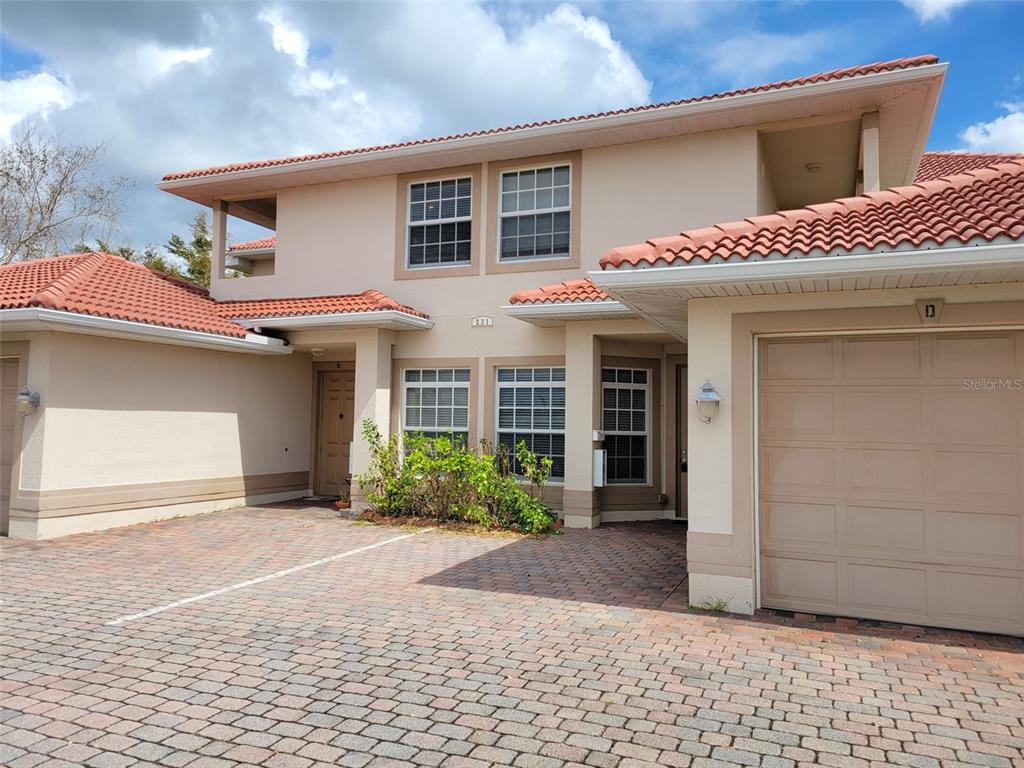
<box><xmin>508</xmin><ymin>278</ymin><xmax>610</xmax><ymax>305</ymax></box>
<box><xmin>164</xmin><ymin>56</ymin><xmax>939</xmax><ymax>182</ymax></box>
<box><xmin>0</xmin><ymin>253</ymin><xmax>249</xmax><ymax>337</ymax></box>
<box><xmin>215</xmin><ymin>290</ymin><xmax>429</xmax><ymax>320</ymax></box>
<box><xmin>915</xmin><ymin>151</ymin><xmax>1024</xmax><ymax>182</ymax></box>
<box><xmin>0</xmin><ymin>254</ymin><xmax>430</xmax><ymax>336</ymax></box>
<box><xmin>601</xmin><ymin>160</ymin><xmax>1024</xmax><ymax>269</ymax></box>
<box><xmin>229</xmin><ymin>237</ymin><xmax>277</xmax><ymax>251</ymax></box>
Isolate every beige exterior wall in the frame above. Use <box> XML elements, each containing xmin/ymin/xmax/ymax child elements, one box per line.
<box><xmin>1</xmin><ymin>332</ymin><xmax>313</xmax><ymax>539</ymax></box>
<box><xmin>209</xmin><ymin>127</ymin><xmax>760</xmax><ymax>306</ymax></box>
<box><xmin>685</xmin><ymin>282</ymin><xmax>1024</xmax><ymax>614</ymax></box>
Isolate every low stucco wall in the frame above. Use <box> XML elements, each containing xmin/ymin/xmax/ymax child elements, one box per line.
<box><xmin>2</xmin><ymin>332</ymin><xmax>313</xmax><ymax>539</ymax></box>
<box><xmin>685</xmin><ymin>282</ymin><xmax>1024</xmax><ymax>614</ymax></box>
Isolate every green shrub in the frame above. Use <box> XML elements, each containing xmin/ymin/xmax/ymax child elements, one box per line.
<box><xmin>356</xmin><ymin>420</ymin><xmax>557</xmax><ymax>534</ymax></box>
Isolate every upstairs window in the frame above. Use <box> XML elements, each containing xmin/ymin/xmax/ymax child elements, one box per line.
<box><xmin>499</xmin><ymin>165</ymin><xmax>571</xmax><ymax>262</ymax></box>
<box><xmin>602</xmin><ymin>368</ymin><xmax>649</xmax><ymax>484</ymax></box>
<box><xmin>496</xmin><ymin>367</ymin><xmax>566</xmax><ymax>480</ymax></box>
<box><xmin>408</xmin><ymin>177</ymin><xmax>472</xmax><ymax>268</ymax></box>
<box><xmin>403</xmin><ymin>368</ymin><xmax>471</xmax><ymax>442</ymax></box>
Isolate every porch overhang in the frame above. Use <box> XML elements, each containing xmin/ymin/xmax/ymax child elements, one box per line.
<box><xmin>501</xmin><ymin>300</ymin><xmax>635</xmax><ymax>327</ymax></box>
<box><xmin>231</xmin><ymin>310</ymin><xmax>434</xmax><ymax>332</ymax></box>
<box><xmin>590</xmin><ymin>242</ymin><xmax>1024</xmax><ymax>341</ymax></box>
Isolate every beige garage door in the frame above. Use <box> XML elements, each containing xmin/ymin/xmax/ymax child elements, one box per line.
<box><xmin>759</xmin><ymin>331</ymin><xmax>1024</xmax><ymax>635</ymax></box>
<box><xmin>1</xmin><ymin>357</ymin><xmax>19</xmax><ymax>536</ymax></box>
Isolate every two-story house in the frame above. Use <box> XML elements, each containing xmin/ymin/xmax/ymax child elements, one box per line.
<box><xmin>2</xmin><ymin>54</ymin><xmax>1022</xmax><ymax>634</ymax></box>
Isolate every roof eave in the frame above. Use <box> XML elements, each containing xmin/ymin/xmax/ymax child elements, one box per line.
<box><xmin>591</xmin><ymin>241</ymin><xmax>1024</xmax><ymax>295</ymax></box>
<box><xmin>230</xmin><ymin>309</ymin><xmax>433</xmax><ymax>332</ymax></box>
<box><xmin>501</xmin><ymin>300</ymin><xmax>634</xmax><ymax>327</ymax></box>
<box><xmin>0</xmin><ymin>308</ymin><xmax>292</xmax><ymax>355</ymax></box>
<box><xmin>157</xmin><ymin>62</ymin><xmax>947</xmax><ymax>202</ymax></box>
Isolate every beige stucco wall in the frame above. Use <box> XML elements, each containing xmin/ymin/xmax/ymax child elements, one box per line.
<box><xmin>685</xmin><ymin>282</ymin><xmax>1024</xmax><ymax>613</ymax></box>
<box><xmin>209</xmin><ymin>127</ymin><xmax>760</xmax><ymax>308</ymax></box>
<box><xmin>3</xmin><ymin>332</ymin><xmax>313</xmax><ymax>538</ymax></box>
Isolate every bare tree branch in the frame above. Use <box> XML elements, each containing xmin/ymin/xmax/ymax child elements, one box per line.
<box><xmin>0</xmin><ymin>121</ymin><xmax>133</xmax><ymax>264</ymax></box>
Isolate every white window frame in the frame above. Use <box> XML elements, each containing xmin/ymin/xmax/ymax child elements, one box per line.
<box><xmin>496</xmin><ymin>162</ymin><xmax>572</xmax><ymax>264</ymax></box>
<box><xmin>401</xmin><ymin>368</ymin><xmax>471</xmax><ymax>442</ymax></box>
<box><xmin>494</xmin><ymin>366</ymin><xmax>566</xmax><ymax>481</ymax></box>
<box><xmin>601</xmin><ymin>367</ymin><xmax>651</xmax><ymax>485</ymax></box>
<box><xmin>406</xmin><ymin>175</ymin><xmax>473</xmax><ymax>270</ymax></box>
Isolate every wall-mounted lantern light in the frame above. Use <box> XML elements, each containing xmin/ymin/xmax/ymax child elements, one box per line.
<box><xmin>16</xmin><ymin>386</ymin><xmax>40</xmax><ymax>416</ymax></box>
<box><xmin>694</xmin><ymin>379</ymin><xmax>721</xmax><ymax>423</ymax></box>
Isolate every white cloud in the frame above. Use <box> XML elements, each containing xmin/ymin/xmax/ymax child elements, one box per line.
<box><xmin>0</xmin><ymin>2</ymin><xmax>650</xmax><ymax>246</ymax></box>
<box><xmin>258</xmin><ymin>7</ymin><xmax>308</xmax><ymax>68</ymax></box>
<box><xmin>703</xmin><ymin>30</ymin><xmax>833</xmax><ymax>85</ymax></box>
<box><xmin>960</xmin><ymin>102</ymin><xmax>1024</xmax><ymax>152</ymax></box>
<box><xmin>900</xmin><ymin>0</ymin><xmax>972</xmax><ymax>22</ymax></box>
<box><xmin>0</xmin><ymin>71</ymin><xmax>76</xmax><ymax>139</ymax></box>
<box><xmin>134</xmin><ymin>44</ymin><xmax>212</xmax><ymax>83</ymax></box>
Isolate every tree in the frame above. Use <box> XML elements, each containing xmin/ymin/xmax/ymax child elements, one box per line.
<box><xmin>165</xmin><ymin>211</ymin><xmax>212</xmax><ymax>288</ymax></box>
<box><xmin>0</xmin><ymin>122</ymin><xmax>132</xmax><ymax>264</ymax></box>
<box><xmin>73</xmin><ymin>239</ymin><xmax>185</xmax><ymax>281</ymax></box>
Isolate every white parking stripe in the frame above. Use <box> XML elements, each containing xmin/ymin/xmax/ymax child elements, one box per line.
<box><xmin>106</xmin><ymin>529</ymin><xmax>431</xmax><ymax>626</ymax></box>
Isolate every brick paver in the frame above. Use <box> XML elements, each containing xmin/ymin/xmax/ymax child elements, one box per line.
<box><xmin>1</xmin><ymin>506</ymin><xmax>1022</xmax><ymax>767</ymax></box>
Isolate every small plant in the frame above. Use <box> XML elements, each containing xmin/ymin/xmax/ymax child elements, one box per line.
<box><xmin>697</xmin><ymin>596</ymin><xmax>730</xmax><ymax>613</ymax></box>
<box><xmin>355</xmin><ymin>420</ymin><xmax>556</xmax><ymax>534</ymax></box>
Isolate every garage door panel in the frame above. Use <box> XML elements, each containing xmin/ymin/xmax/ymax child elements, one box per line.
<box><xmin>761</xmin><ymin>445</ymin><xmax>835</xmax><ymax>496</ymax></box>
<box><xmin>761</xmin><ymin>500</ymin><xmax>837</xmax><ymax>552</ymax></box>
<box><xmin>936</xmin><ymin>570</ymin><xmax>1024</xmax><ymax>632</ymax></box>
<box><xmin>841</xmin><ymin>336</ymin><xmax>922</xmax><ymax>380</ymax></box>
<box><xmin>840</xmin><ymin>448</ymin><xmax>923</xmax><ymax>500</ymax></box>
<box><xmin>847</xmin><ymin>562</ymin><xmax>928</xmax><ymax>617</ymax></box>
<box><xmin>935</xmin><ymin>509</ymin><xmax>1022</xmax><ymax>566</ymax></box>
<box><xmin>932</xmin><ymin>450</ymin><xmax>1020</xmax><ymax>507</ymax></box>
<box><xmin>762</xmin><ymin>556</ymin><xmax>838</xmax><ymax>610</ymax></box>
<box><xmin>762</xmin><ymin>338</ymin><xmax>834</xmax><ymax>382</ymax></box>
<box><xmin>844</xmin><ymin>505</ymin><xmax>926</xmax><ymax>558</ymax></box>
<box><xmin>837</xmin><ymin>390</ymin><xmax>923</xmax><ymax>443</ymax></box>
<box><xmin>931</xmin><ymin>333</ymin><xmax>1016</xmax><ymax>380</ymax></box>
<box><xmin>759</xmin><ymin>331</ymin><xmax>1024</xmax><ymax>635</ymax></box>
<box><xmin>931</xmin><ymin>390</ymin><xmax>1020</xmax><ymax>445</ymax></box>
<box><xmin>760</xmin><ymin>390</ymin><xmax>834</xmax><ymax>440</ymax></box>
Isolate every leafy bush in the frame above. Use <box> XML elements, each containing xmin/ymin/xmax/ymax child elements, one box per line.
<box><xmin>356</xmin><ymin>420</ymin><xmax>557</xmax><ymax>534</ymax></box>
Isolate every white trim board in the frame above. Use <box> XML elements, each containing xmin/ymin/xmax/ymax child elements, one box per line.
<box><xmin>0</xmin><ymin>308</ymin><xmax>291</xmax><ymax>355</ymax></box>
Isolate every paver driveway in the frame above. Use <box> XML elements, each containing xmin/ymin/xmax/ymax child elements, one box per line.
<box><xmin>1</xmin><ymin>506</ymin><xmax>1022</xmax><ymax>768</ymax></box>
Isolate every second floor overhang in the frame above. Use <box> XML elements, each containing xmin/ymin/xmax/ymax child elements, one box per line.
<box><xmin>157</xmin><ymin>56</ymin><xmax>946</xmax><ymax>228</ymax></box>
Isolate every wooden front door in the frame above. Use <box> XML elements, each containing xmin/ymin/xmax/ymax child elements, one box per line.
<box><xmin>316</xmin><ymin>369</ymin><xmax>355</xmax><ymax>497</ymax></box>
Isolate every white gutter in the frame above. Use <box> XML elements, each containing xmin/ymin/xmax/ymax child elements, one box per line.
<box><xmin>591</xmin><ymin>242</ymin><xmax>1024</xmax><ymax>292</ymax></box>
<box><xmin>501</xmin><ymin>300</ymin><xmax>634</xmax><ymax>322</ymax></box>
<box><xmin>158</xmin><ymin>64</ymin><xmax>946</xmax><ymax>190</ymax></box>
<box><xmin>231</xmin><ymin>310</ymin><xmax>434</xmax><ymax>332</ymax></box>
<box><xmin>0</xmin><ymin>308</ymin><xmax>292</xmax><ymax>355</ymax></box>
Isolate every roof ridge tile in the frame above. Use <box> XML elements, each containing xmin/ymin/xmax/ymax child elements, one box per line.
<box><xmin>31</xmin><ymin>252</ymin><xmax>108</xmax><ymax>310</ymax></box>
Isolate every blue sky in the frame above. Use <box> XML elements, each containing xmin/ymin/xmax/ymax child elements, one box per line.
<box><xmin>1</xmin><ymin>0</ymin><xmax>1022</xmax><ymax>250</ymax></box>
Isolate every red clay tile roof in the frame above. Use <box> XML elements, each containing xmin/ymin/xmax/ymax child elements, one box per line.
<box><xmin>602</xmin><ymin>160</ymin><xmax>1024</xmax><ymax>269</ymax></box>
<box><xmin>164</xmin><ymin>56</ymin><xmax>939</xmax><ymax>182</ymax></box>
<box><xmin>915</xmin><ymin>151</ymin><xmax>1024</xmax><ymax>182</ymax></box>
<box><xmin>0</xmin><ymin>254</ymin><xmax>430</xmax><ymax>337</ymax></box>
<box><xmin>508</xmin><ymin>278</ymin><xmax>610</xmax><ymax>305</ymax></box>
<box><xmin>229</xmin><ymin>237</ymin><xmax>276</xmax><ymax>252</ymax></box>
<box><xmin>0</xmin><ymin>252</ymin><xmax>249</xmax><ymax>338</ymax></box>
<box><xmin>215</xmin><ymin>290</ymin><xmax>429</xmax><ymax>320</ymax></box>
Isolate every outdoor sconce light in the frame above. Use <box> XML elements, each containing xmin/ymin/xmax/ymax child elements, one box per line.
<box><xmin>16</xmin><ymin>386</ymin><xmax>40</xmax><ymax>416</ymax></box>
<box><xmin>694</xmin><ymin>379</ymin><xmax>722</xmax><ymax>423</ymax></box>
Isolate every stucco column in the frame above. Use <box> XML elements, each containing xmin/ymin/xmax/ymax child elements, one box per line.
<box><xmin>860</xmin><ymin>111</ymin><xmax>880</xmax><ymax>193</ymax></box>
<box><xmin>210</xmin><ymin>200</ymin><xmax>228</xmax><ymax>292</ymax></box>
<box><xmin>562</xmin><ymin>324</ymin><xmax>601</xmax><ymax>528</ymax></box>
<box><xmin>350</xmin><ymin>328</ymin><xmax>395</xmax><ymax>510</ymax></box>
